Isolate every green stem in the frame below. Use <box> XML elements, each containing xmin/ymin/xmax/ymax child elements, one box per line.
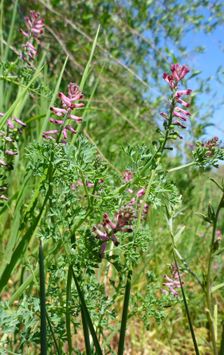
<box><xmin>206</xmin><ymin>193</ymin><xmax>224</xmax><ymax>354</ymax></box>
<box><xmin>81</xmin><ymin>307</ymin><xmax>91</xmax><ymax>355</ymax></box>
<box><xmin>39</xmin><ymin>239</ymin><xmax>47</xmax><ymax>355</ymax></box>
<box><xmin>168</xmin><ymin>161</ymin><xmax>196</xmax><ymax>173</ymax></box>
<box><xmin>71</xmin><ymin>268</ymin><xmax>102</xmax><ymax>355</ymax></box>
<box><xmin>117</xmin><ymin>269</ymin><xmax>132</xmax><ymax>355</ymax></box>
<box><xmin>66</xmin><ymin>266</ymin><xmax>73</xmax><ymax>355</ymax></box>
<box><xmin>173</xmin><ymin>252</ymin><xmax>200</xmax><ymax>355</ymax></box>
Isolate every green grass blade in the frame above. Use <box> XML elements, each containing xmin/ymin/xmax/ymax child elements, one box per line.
<box><xmin>66</xmin><ymin>266</ymin><xmax>73</xmax><ymax>355</ymax></box>
<box><xmin>39</xmin><ymin>239</ymin><xmax>47</xmax><ymax>355</ymax></box>
<box><xmin>117</xmin><ymin>269</ymin><xmax>132</xmax><ymax>355</ymax></box>
<box><xmin>0</xmin><ymin>53</ymin><xmax>46</xmax><ymax>130</ymax></box>
<box><xmin>81</xmin><ymin>307</ymin><xmax>91</xmax><ymax>355</ymax></box>
<box><xmin>71</xmin><ymin>268</ymin><xmax>102</xmax><ymax>355</ymax></box>
<box><xmin>219</xmin><ymin>321</ymin><xmax>224</xmax><ymax>355</ymax></box>
<box><xmin>39</xmin><ymin>56</ymin><xmax>68</xmax><ymax>139</ymax></box>
<box><xmin>0</xmin><ymin>187</ymin><xmax>50</xmax><ymax>293</ymax></box>
<box><xmin>173</xmin><ymin>256</ymin><xmax>200</xmax><ymax>355</ymax></box>
<box><xmin>79</xmin><ymin>25</ymin><xmax>100</xmax><ymax>91</ymax></box>
<box><xmin>3</xmin><ymin>0</ymin><xmax>18</xmax><ymax>62</ymax></box>
<box><xmin>46</xmin><ymin>312</ymin><xmax>61</xmax><ymax>355</ymax></box>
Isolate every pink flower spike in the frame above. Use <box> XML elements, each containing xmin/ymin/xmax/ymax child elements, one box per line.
<box><xmin>5</xmin><ymin>150</ymin><xmax>17</xmax><ymax>156</ymax></box>
<box><xmin>50</xmin><ymin>107</ymin><xmax>67</xmax><ymax>117</ymax></box>
<box><xmin>7</xmin><ymin>119</ymin><xmax>15</xmax><ymax>129</ymax></box>
<box><xmin>14</xmin><ymin>117</ymin><xmax>26</xmax><ymax>127</ymax></box>
<box><xmin>69</xmin><ymin>114</ymin><xmax>83</xmax><ymax>123</ymax></box>
<box><xmin>175</xmin><ymin>89</ymin><xmax>192</xmax><ymax>98</ymax></box>
<box><xmin>137</xmin><ymin>188</ymin><xmax>145</xmax><ymax>198</ymax></box>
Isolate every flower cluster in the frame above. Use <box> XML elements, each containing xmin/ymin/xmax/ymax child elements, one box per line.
<box><xmin>162</xmin><ymin>264</ymin><xmax>182</xmax><ymax>297</ymax></box>
<box><xmin>193</xmin><ymin>137</ymin><xmax>224</xmax><ymax>168</ymax></box>
<box><xmin>123</xmin><ymin>170</ymin><xmax>149</xmax><ymax>218</ymax></box>
<box><xmin>203</xmin><ymin>136</ymin><xmax>219</xmax><ymax>157</ymax></box>
<box><xmin>161</xmin><ymin>64</ymin><xmax>192</xmax><ymax>133</ymax></box>
<box><xmin>93</xmin><ymin>208</ymin><xmax>135</xmax><ymax>257</ymax></box>
<box><xmin>70</xmin><ymin>178</ymin><xmax>104</xmax><ymax>190</ymax></box>
<box><xmin>0</xmin><ymin>114</ymin><xmax>26</xmax><ymax>201</ymax></box>
<box><xmin>20</xmin><ymin>10</ymin><xmax>44</xmax><ymax>62</ymax></box>
<box><xmin>43</xmin><ymin>83</ymin><xmax>84</xmax><ymax>143</ymax></box>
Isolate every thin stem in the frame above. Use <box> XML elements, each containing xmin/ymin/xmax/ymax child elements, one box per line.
<box><xmin>39</xmin><ymin>239</ymin><xmax>47</xmax><ymax>355</ymax></box>
<box><xmin>81</xmin><ymin>307</ymin><xmax>91</xmax><ymax>355</ymax></box>
<box><xmin>173</xmin><ymin>252</ymin><xmax>200</xmax><ymax>355</ymax></box>
<box><xmin>206</xmin><ymin>193</ymin><xmax>224</xmax><ymax>354</ymax></box>
<box><xmin>168</xmin><ymin>161</ymin><xmax>196</xmax><ymax>173</ymax></box>
<box><xmin>66</xmin><ymin>266</ymin><xmax>73</xmax><ymax>355</ymax></box>
<box><xmin>117</xmin><ymin>269</ymin><xmax>132</xmax><ymax>355</ymax></box>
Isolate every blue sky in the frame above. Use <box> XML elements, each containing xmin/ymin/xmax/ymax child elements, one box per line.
<box><xmin>182</xmin><ymin>26</ymin><xmax>224</xmax><ymax>139</ymax></box>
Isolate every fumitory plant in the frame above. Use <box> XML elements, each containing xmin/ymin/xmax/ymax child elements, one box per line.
<box><xmin>1</xmin><ymin>5</ymin><xmax>224</xmax><ymax>355</ymax></box>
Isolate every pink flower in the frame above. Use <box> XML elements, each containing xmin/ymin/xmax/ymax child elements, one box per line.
<box><xmin>23</xmin><ymin>41</ymin><xmax>37</xmax><ymax>60</ymax></box>
<box><xmin>173</xmin><ymin>111</ymin><xmax>187</xmax><ymax>121</ymax></box>
<box><xmin>162</xmin><ymin>264</ymin><xmax>182</xmax><ymax>297</ymax></box>
<box><xmin>69</xmin><ymin>114</ymin><xmax>83</xmax><ymax>123</ymax></box>
<box><xmin>137</xmin><ymin>188</ymin><xmax>145</xmax><ymax>198</ymax></box>
<box><xmin>50</xmin><ymin>107</ymin><xmax>67</xmax><ymax>117</ymax></box>
<box><xmin>14</xmin><ymin>117</ymin><xmax>26</xmax><ymax>127</ymax></box>
<box><xmin>216</xmin><ymin>229</ymin><xmax>222</xmax><ymax>241</ymax></box>
<box><xmin>175</xmin><ymin>89</ymin><xmax>192</xmax><ymax>98</ymax></box>
<box><xmin>5</xmin><ymin>150</ymin><xmax>17</xmax><ymax>156</ymax></box>
<box><xmin>49</xmin><ymin>118</ymin><xmax>64</xmax><ymax>125</ymax></box>
<box><xmin>171</xmin><ymin>64</ymin><xmax>189</xmax><ymax>81</ymax></box>
<box><xmin>163</xmin><ymin>73</ymin><xmax>176</xmax><ymax>89</ymax></box>
<box><xmin>123</xmin><ymin>170</ymin><xmax>133</xmax><ymax>182</ymax></box>
<box><xmin>7</xmin><ymin>119</ymin><xmax>15</xmax><ymax>129</ymax></box>
<box><xmin>93</xmin><ymin>207</ymin><xmax>135</xmax><ymax>257</ymax></box>
<box><xmin>23</xmin><ymin>11</ymin><xmax>44</xmax><ymax>39</ymax></box>
<box><xmin>86</xmin><ymin>181</ymin><xmax>94</xmax><ymax>188</ymax></box>
<box><xmin>173</xmin><ymin>121</ymin><xmax>186</xmax><ymax>129</ymax></box>
<box><xmin>175</xmin><ymin>107</ymin><xmax>191</xmax><ymax>116</ymax></box>
<box><xmin>176</xmin><ymin>98</ymin><xmax>190</xmax><ymax>107</ymax></box>
<box><xmin>160</xmin><ymin>112</ymin><xmax>168</xmax><ymax>119</ymax></box>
